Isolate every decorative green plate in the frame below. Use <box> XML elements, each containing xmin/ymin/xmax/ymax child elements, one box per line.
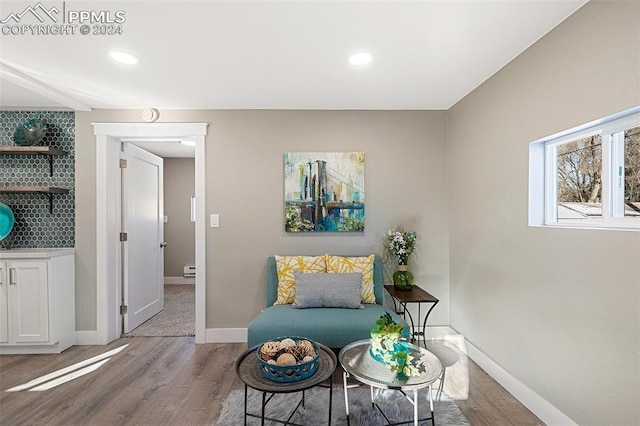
<box><xmin>0</xmin><ymin>203</ymin><xmax>15</xmax><ymax>241</ymax></box>
<box><xmin>13</xmin><ymin>118</ymin><xmax>47</xmax><ymax>146</ymax></box>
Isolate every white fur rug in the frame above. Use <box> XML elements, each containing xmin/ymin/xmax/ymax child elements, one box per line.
<box><xmin>216</xmin><ymin>385</ymin><xmax>469</xmax><ymax>425</ymax></box>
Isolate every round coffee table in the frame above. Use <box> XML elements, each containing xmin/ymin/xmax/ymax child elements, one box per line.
<box><xmin>235</xmin><ymin>342</ymin><xmax>336</xmax><ymax>425</ymax></box>
<box><xmin>339</xmin><ymin>339</ymin><xmax>442</xmax><ymax>426</ymax></box>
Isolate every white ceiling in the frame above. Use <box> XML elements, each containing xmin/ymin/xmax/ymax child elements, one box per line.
<box><xmin>0</xmin><ymin>0</ymin><xmax>587</xmax><ymax>111</ymax></box>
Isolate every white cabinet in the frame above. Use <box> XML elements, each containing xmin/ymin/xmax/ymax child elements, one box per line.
<box><xmin>0</xmin><ymin>249</ymin><xmax>75</xmax><ymax>354</ymax></box>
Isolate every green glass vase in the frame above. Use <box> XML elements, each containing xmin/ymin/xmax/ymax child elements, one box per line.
<box><xmin>393</xmin><ymin>265</ymin><xmax>414</xmax><ymax>291</ymax></box>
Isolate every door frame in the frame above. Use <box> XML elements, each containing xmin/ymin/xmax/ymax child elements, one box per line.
<box><xmin>93</xmin><ymin>122</ymin><xmax>208</xmax><ymax>344</ymax></box>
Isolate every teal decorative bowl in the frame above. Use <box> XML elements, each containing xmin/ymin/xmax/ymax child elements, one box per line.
<box><xmin>13</xmin><ymin>119</ymin><xmax>47</xmax><ymax>146</ymax></box>
<box><xmin>0</xmin><ymin>203</ymin><xmax>15</xmax><ymax>241</ymax></box>
<box><xmin>257</xmin><ymin>336</ymin><xmax>320</xmax><ymax>382</ymax></box>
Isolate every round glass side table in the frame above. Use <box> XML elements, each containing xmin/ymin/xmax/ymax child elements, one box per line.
<box><xmin>339</xmin><ymin>339</ymin><xmax>442</xmax><ymax>426</ymax></box>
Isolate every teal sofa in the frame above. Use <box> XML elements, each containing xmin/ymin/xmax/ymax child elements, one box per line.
<box><xmin>247</xmin><ymin>255</ymin><xmax>409</xmax><ymax>349</ymax></box>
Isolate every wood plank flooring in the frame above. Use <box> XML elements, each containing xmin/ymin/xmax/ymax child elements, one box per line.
<box><xmin>0</xmin><ymin>337</ymin><xmax>543</xmax><ymax>425</ymax></box>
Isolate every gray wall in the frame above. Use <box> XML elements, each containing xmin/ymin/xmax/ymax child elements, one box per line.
<box><xmin>75</xmin><ymin>110</ymin><xmax>450</xmax><ymax>329</ymax></box>
<box><xmin>447</xmin><ymin>2</ymin><xmax>640</xmax><ymax>425</ymax></box>
<box><xmin>163</xmin><ymin>158</ymin><xmax>196</xmax><ymax>278</ymax></box>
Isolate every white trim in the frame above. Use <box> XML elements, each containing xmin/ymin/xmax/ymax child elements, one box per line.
<box><xmin>194</xmin><ymin>131</ymin><xmax>206</xmax><ymax>343</ymax></box>
<box><xmin>202</xmin><ymin>326</ymin><xmax>457</xmax><ymax>345</ymax></box>
<box><xmin>464</xmin><ymin>337</ymin><xmax>577</xmax><ymax>426</ymax></box>
<box><xmin>422</xmin><ymin>326</ymin><xmax>457</xmax><ymax>340</ymax></box>
<box><xmin>164</xmin><ymin>277</ymin><xmax>195</xmax><ymax>285</ymax></box>
<box><xmin>206</xmin><ymin>328</ymin><xmax>248</xmax><ymax>343</ymax></box>
<box><xmin>74</xmin><ymin>330</ymin><xmax>102</xmax><ymax>345</ymax></box>
<box><xmin>92</xmin><ymin>122</ymin><xmax>208</xmax><ymax>345</ymax></box>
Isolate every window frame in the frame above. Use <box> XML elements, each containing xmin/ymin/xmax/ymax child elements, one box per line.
<box><xmin>529</xmin><ymin>106</ymin><xmax>640</xmax><ymax>231</ymax></box>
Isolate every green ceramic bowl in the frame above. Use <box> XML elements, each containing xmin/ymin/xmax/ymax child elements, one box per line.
<box><xmin>0</xmin><ymin>203</ymin><xmax>15</xmax><ymax>241</ymax></box>
<box><xmin>13</xmin><ymin>118</ymin><xmax>47</xmax><ymax>146</ymax></box>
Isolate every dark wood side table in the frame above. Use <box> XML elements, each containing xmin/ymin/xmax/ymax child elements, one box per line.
<box><xmin>235</xmin><ymin>342</ymin><xmax>336</xmax><ymax>425</ymax></box>
<box><xmin>384</xmin><ymin>285</ymin><xmax>439</xmax><ymax>347</ymax></box>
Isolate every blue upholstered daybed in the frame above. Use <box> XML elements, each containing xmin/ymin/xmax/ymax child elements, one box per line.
<box><xmin>247</xmin><ymin>255</ymin><xmax>409</xmax><ymax>349</ymax></box>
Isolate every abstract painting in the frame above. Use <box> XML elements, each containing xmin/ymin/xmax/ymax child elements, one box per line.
<box><xmin>284</xmin><ymin>152</ymin><xmax>365</xmax><ymax>232</ymax></box>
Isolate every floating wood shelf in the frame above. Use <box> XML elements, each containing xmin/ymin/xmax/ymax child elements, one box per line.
<box><xmin>0</xmin><ymin>146</ymin><xmax>67</xmax><ymax>176</ymax></box>
<box><xmin>0</xmin><ymin>186</ymin><xmax>69</xmax><ymax>213</ymax></box>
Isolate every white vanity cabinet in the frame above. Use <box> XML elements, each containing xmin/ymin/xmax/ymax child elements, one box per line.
<box><xmin>0</xmin><ymin>249</ymin><xmax>75</xmax><ymax>354</ymax></box>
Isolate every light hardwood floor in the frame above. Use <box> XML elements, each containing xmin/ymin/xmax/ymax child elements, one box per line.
<box><xmin>0</xmin><ymin>337</ymin><xmax>543</xmax><ymax>425</ymax></box>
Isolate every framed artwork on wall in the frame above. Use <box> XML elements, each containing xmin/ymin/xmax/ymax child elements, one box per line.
<box><xmin>284</xmin><ymin>151</ymin><xmax>365</xmax><ymax>232</ymax></box>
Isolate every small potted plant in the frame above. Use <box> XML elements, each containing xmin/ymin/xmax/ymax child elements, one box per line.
<box><xmin>370</xmin><ymin>313</ymin><xmax>426</xmax><ymax>378</ymax></box>
<box><xmin>383</xmin><ymin>228</ymin><xmax>418</xmax><ymax>290</ymax></box>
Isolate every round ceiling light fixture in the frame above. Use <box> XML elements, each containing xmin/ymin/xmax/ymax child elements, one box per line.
<box><xmin>109</xmin><ymin>50</ymin><xmax>139</xmax><ymax>65</ymax></box>
<box><xmin>347</xmin><ymin>51</ymin><xmax>373</xmax><ymax>67</ymax></box>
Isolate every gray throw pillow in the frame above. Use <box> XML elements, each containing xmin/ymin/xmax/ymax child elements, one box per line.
<box><xmin>292</xmin><ymin>272</ymin><xmax>364</xmax><ymax>309</ymax></box>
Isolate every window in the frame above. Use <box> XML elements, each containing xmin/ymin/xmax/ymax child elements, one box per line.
<box><xmin>529</xmin><ymin>106</ymin><xmax>640</xmax><ymax>231</ymax></box>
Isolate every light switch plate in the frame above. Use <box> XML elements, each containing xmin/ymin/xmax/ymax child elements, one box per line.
<box><xmin>163</xmin><ymin>215</ymin><xmax>168</xmax><ymax>223</ymax></box>
<box><xmin>210</xmin><ymin>214</ymin><xmax>219</xmax><ymax>228</ymax></box>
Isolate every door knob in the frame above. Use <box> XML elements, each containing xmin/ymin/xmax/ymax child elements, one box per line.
<box><xmin>160</xmin><ymin>242</ymin><xmax>168</xmax><ymax>248</ymax></box>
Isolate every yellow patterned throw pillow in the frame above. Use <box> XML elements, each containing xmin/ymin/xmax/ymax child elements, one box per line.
<box><xmin>274</xmin><ymin>255</ymin><xmax>326</xmax><ymax>305</ymax></box>
<box><xmin>326</xmin><ymin>254</ymin><xmax>376</xmax><ymax>304</ymax></box>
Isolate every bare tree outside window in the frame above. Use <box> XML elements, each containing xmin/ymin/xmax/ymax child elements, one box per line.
<box><xmin>556</xmin><ymin>135</ymin><xmax>602</xmax><ymax>220</ymax></box>
<box><xmin>624</xmin><ymin>126</ymin><xmax>640</xmax><ymax>216</ymax></box>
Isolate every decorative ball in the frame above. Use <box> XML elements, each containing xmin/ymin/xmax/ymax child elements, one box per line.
<box><xmin>276</xmin><ymin>353</ymin><xmax>296</xmax><ymax>366</ymax></box>
<box><xmin>267</xmin><ymin>359</ymin><xmax>277</xmax><ymax>365</ymax></box>
<box><xmin>297</xmin><ymin>340</ymin><xmax>316</xmax><ymax>358</ymax></box>
<box><xmin>303</xmin><ymin>355</ymin><xmax>314</xmax><ymax>363</ymax></box>
<box><xmin>286</xmin><ymin>345</ymin><xmax>305</xmax><ymax>360</ymax></box>
<box><xmin>279</xmin><ymin>338</ymin><xmax>296</xmax><ymax>349</ymax></box>
<box><xmin>260</xmin><ymin>341</ymin><xmax>281</xmax><ymax>360</ymax></box>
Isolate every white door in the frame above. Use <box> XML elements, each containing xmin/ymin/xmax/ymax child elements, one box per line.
<box><xmin>122</xmin><ymin>144</ymin><xmax>164</xmax><ymax>333</ymax></box>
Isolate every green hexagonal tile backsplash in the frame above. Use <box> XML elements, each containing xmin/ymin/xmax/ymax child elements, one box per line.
<box><xmin>0</xmin><ymin>111</ymin><xmax>75</xmax><ymax>248</ymax></box>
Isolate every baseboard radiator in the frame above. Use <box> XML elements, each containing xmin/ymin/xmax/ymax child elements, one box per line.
<box><xmin>183</xmin><ymin>265</ymin><xmax>196</xmax><ymax>278</ymax></box>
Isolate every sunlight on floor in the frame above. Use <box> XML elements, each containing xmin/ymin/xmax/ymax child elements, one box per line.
<box><xmin>426</xmin><ymin>334</ymin><xmax>469</xmax><ymax>400</ymax></box>
<box><xmin>6</xmin><ymin>344</ymin><xmax>129</xmax><ymax>392</ymax></box>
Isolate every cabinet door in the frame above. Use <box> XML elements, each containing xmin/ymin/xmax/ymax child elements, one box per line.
<box><xmin>7</xmin><ymin>261</ymin><xmax>49</xmax><ymax>343</ymax></box>
<box><xmin>0</xmin><ymin>263</ymin><xmax>8</xmax><ymax>343</ymax></box>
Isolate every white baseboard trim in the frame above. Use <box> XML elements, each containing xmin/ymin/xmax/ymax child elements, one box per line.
<box><xmin>75</xmin><ymin>330</ymin><xmax>107</xmax><ymax>345</ymax></box>
<box><xmin>423</xmin><ymin>326</ymin><xmax>457</xmax><ymax>340</ymax></box>
<box><xmin>464</xmin><ymin>337</ymin><xmax>576</xmax><ymax>426</ymax></box>
<box><xmin>164</xmin><ymin>276</ymin><xmax>195</xmax><ymax>285</ymax></box>
<box><xmin>206</xmin><ymin>328</ymin><xmax>247</xmax><ymax>343</ymax></box>
<box><xmin>203</xmin><ymin>326</ymin><xmax>457</xmax><ymax>345</ymax></box>
<box><xmin>203</xmin><ymin>326</ymin><xmax>457</xmax><ymax>344</ymax></box>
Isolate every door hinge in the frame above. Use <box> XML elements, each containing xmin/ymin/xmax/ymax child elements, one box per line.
<box><xmin>119</xmin><ymin>159</ymin><xmax>127</xmax><ymax>168</ymax></box>
<box><xmin>120</xmin><ymin>232</ymin><xmax>128</xmax><ymax>242</ymax></box>
<box><xmin>120</xmin><ymin>305</ymin><xmax>128</xmax><ymax>315</ymax></box>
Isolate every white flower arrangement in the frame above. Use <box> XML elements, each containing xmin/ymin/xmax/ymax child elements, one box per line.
<box><xmin>383</xmin><ymin>228</ymin><xmax>417</xmax><ymax>265</ymax></box>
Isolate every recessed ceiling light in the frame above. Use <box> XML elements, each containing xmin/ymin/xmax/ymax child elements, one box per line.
<box><xmin>347</xmin><ymin>52</ymin><xmax>373</xmax><ymax>67</ymax></box>
<box><xmin>180</xmin><ymin>140</ymin><xmax>196</xmax><ymax>146</ymax></box>
<box><xmin>109</xmin><ymin>51</ymin><xmax>139</xmax><ymax>65</ymax></box>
